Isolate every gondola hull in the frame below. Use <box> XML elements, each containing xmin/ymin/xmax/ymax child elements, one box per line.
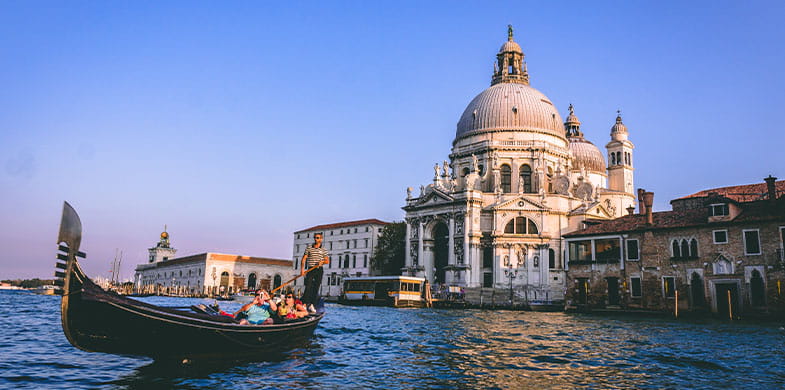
<box><xmin>55</xmin><ymin>202</ymin><xmax>324</xmax><ymax>360</ymax></box>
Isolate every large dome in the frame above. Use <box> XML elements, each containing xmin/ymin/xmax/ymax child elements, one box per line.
<box><xmin>456</xmin><ymin>83</ymin><xmax>565</xmax><ymax>140</ymax></box>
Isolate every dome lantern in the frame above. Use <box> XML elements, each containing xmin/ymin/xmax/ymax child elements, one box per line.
<box><xmin>610</xmin><ymin>110</ymin><xmax>628</xmax><ymax>141</ymax></box>
<box><xmin>564</xmin><ymin>103</ymin><xmax>582</xmax><ymax>137</ymax></box>
<box><xmin>491</xmin><ymin>25</ymin><xmax>529</xmax><ymax>86</ymax></box>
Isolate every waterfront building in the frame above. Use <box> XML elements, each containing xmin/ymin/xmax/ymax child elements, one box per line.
<box><xmin>292</xmin><ymin>219</ymin><xmax>388</xmax><ymax>297</ymax></box>
<box><xmin>134</xmin><ymin>230</ymin><xmax>294</xmax><ymax>296</ymax></box>
<box><xmin>402</xmin><ymin>26</ymin><xmax>636</xmax><ymax>304</ymax></box>
<box><xmin>563</xmin><ymin>177</ymin><xmax>785</xmax><ymax>318</ymax></box>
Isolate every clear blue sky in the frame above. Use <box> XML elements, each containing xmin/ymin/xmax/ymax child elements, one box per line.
<box><xmin>1</xmin><ymin>1</ymin><xmax>783</xmax><ymax>280</ymax></box>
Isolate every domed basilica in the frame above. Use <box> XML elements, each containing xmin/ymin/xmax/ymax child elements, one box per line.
<box><xmin>402</xmin><ymin>26</ymin><xmax>636</xmax><ymax>302</ymax></box>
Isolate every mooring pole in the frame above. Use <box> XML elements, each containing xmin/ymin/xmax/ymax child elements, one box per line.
<box><xmin>727</xmin><ymin>290</ymin><xmax>732</xmax><ymax>320</ymax></box>
<box><xmin>675</xmin><ymin>290</ymin><xmax>679</xmax><ymax>318</ymax></box>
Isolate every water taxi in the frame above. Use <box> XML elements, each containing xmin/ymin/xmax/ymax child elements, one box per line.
<box><xmin>339</xmin><ymin>276</ymin><xmax>426</xmax><ymax>308</ymax></box>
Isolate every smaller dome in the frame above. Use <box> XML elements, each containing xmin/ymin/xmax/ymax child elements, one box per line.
<box><xmin>569</xmin><ymin>137</ymin><xmax>606</xmax><ymax>173</ymax></box>
<box><xmin>161</xmin><ymin>231</ymin><xmax>168</xmax><ymax>239</ymax></box>
<box><xmin>499</xmin><ymin>40</ymin><xmax>522</xmax><ymax>53</ymax></box>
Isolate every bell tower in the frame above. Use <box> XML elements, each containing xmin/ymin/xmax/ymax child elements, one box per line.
<box><xmin>606</xmin><ymin>111</ymin><xmax>635</xmax><ymax>194</ymax></box>
<box><xmin>148</xmin><ymin>226</ymin><xmax>177</xmax><ymax>263</ymax></box>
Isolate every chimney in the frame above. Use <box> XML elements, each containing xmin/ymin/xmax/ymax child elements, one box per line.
<box><xmin>765</xmin><ymin>175</ymin><xmax>777</xmax><ymax>202</ymax></box>
<box><xmin>637</xmin><ymin>188</ymin><xmax>647</xmax><ymax>215</ymax></box>
<box><xmin>643</xmin><ymin>191</ymin><xmax>654</xmax><ymax>225</ymax></box>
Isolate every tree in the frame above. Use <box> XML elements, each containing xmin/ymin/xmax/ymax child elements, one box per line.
<box><xmin>371</xmin><ymin>221</ymin><xmax>406</xmax><ymax>275</ymax></box>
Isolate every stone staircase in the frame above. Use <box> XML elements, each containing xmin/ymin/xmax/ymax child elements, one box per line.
<box><xmin>463</xmin><ymin>287</ymin><xmax>514</xmax><ymax>306</ymax></box>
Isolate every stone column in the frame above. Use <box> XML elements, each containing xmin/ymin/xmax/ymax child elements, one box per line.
<box><xmin>405</xmin><ymin>222</ymin><xmax>412</xmax><ymax>268</ymax></box>
<box><xmin>417</xmin><ymin>221</ymin><xmax>424</xmax><ymax>271</ymax></box>
<box><xmin>448</xmin><ymin>215</ymin><xmax>455</xmax><ymax>266</ymax></box>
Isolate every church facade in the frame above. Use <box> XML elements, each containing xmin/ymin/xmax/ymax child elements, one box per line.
<box><xmin>402</xmin><ymin>27</ymin><xmax>636</xmax><ymax>303</ymax></box>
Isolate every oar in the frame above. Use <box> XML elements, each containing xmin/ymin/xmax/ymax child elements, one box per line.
<box><xmin>271</xmin><ymin>262</ymin><xmax>324</xmax><ymax>294</ymax></box>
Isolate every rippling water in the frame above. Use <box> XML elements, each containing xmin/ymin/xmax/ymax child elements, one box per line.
<box><xmin>2</xmin><ymin>290</ymin><xmax>784</xmax><ymax>389</ymax></box>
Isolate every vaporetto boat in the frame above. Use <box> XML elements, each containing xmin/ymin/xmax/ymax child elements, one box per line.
<box><xmin>339</xmin><ymin>276</ymin><xmax>427</xmax><ymax>308</ymax></box>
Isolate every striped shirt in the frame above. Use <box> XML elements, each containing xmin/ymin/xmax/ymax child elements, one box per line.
<box><xmin>303</xmin><ymin>245</ymin><xmax>328</xmax><ymax>268</ymax></box>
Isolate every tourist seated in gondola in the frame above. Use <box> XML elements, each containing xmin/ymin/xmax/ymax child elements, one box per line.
<box><xmin>234</xmin><ymin>289</ymin><xmax>277</xmax><ymax>325</ymax></box>
<box><xmin>277</xmin><ymin>292</ymin><xmax>308</xmax><ymax>321</ymax></box>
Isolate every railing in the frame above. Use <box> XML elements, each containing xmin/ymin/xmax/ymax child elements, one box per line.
<box><xmin>670</xmin><ymin>256</ymin><xmax>699</xmax><ymax>262</ymax></box>
<box><xmin>568</xmin><ymin>258</ymin><xmax>620</xmax><ymax>266</ymax></box>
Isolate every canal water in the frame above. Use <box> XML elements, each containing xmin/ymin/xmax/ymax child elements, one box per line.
<box><xmin>2</xmin><ymin>290</ymin><xmax>784</xmax><ymax>389</ymax></box>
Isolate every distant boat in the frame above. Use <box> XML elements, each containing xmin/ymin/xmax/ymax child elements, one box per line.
<box><xmin>54</xmin><ymin>202</ymin><xmax>324</xmax><ymax>361</ymax></box>
<box><xmin>0</xmin><ymin>283</ymin><xmax>23</xmax><ymax>290</ymax></box>
<box><xmin>31</xmin><ymin>285</ymin><xmax>60</xmax><ymax>295</ymax></box>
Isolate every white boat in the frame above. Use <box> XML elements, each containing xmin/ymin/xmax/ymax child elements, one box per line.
<box><xmin>31</xmin><ymin>285</ymin><xmax>60</xmax><ymax>295</ymax></box>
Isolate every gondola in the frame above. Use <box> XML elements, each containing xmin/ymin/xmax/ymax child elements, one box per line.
<box><xmin>54</xmin><ymin>202</ymin><xmax>324</xmax><ymax>360</ymax></box>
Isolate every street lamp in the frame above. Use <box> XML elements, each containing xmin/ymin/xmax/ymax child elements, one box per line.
<box><xmin>504</xmin><ymin>255</ymin><xmax>519</xmax><ymax>306</ymax></box>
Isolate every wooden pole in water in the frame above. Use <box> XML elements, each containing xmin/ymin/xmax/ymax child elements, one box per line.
<box><xmin>675</xmin><ymin>290</ymin><xmax>679</xmax><ymax>318</ymax></box>
<box><xmin>727</xmin><ymin>290</ymin><xmax>732</xmax><ymax>320</ymax></box>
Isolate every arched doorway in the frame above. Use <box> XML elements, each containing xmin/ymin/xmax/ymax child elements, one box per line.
<box><xmin>690</xmin><ymin>272</ymin><xmax>705</xmax><ymax>308</ymax></box>
<box><xmin>750</xmin><ymin>270</ymin><xmax>765</xmax><ymax>306</ymax></box>
<box><xmin>219</xmin><ymin>271</ymin><xmax>230</xmax><ymax>293</ymax></box>
<box><xmin>247</xmin><ymin>273</ymin><xmax>257</xmax><ymax>290</ymax></box>
<box><xmin>273</xmin><ymin>274</ymin><xmax>282</xmax><ymax>290</ymax></box>
<box><xmin>432</xmin><ymin>222</ymin><xmax>449</xmax><ymax>284</ymax></box>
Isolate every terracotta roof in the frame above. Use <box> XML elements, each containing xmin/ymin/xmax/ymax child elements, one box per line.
<box><xmin>296</xmin><ymin>219</ymin><xmax>389</xmax><ymax>233</ymax></box>
<box><xmin>565</xmin><ymin>198</ymin><xmax>785</xmax><ymax>238</ymax></box>
<box><xmin>136</xmin><ymin>253</ymin><xmax>292</xmax><ymax>269</ymax></box>
<box><xmin>674</xmin><ymin>179</ymin><xmax>785</xmax><ymax>203</ymax></box>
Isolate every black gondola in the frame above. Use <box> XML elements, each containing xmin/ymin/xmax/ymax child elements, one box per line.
<box><xmin>54</xmin><ymin>202</ymin><xmax>324</xmax><ymax>360</ymax></box>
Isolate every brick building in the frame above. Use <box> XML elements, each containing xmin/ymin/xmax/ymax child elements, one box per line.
<box><xmin>563</xmin><ymin>177</ymin><xmax>785</xmax><ymax>318</ymax></box>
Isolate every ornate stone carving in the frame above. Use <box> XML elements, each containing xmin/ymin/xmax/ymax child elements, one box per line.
<box><xmin>454</xmin><ymin>213</ymin><xmax>464</xmax><ymax>235</ymax></box>
<box><xmin>605</xmin><ymin>198</ymin><xmax>617</xmax><ymax>216</ymax></box>
<box><xmin>554</xmin><ymin>175</ymin><xmax>570</xmax><ymax>195</ymax></box>
<box><xmin>454</xmin><ymin>237</ymin><xmax>464</xmax><ymax>263</ymax></box>
<box><xmin>421</xmin><ymin>215</ymin><xmax>434</xmax><ymax>225</ymax></box>
<box><xmin>410</xmin><ymin>241</ymin><xmax>419</xmax><ymax>264</ymax></box>
<box><xmin>574</xmin><ymin>182</ymin><xmax>593</xmax><ymax>201</ymax></box>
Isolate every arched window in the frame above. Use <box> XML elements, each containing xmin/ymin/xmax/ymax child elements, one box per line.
<box><xmin>344</xmin><ymin>255</ymin><xmax>350</xmax><ymax>268</ymax></box>
<box><xmin>680</xmin><ymin>240</ymin><xmax>689</xmax><ymax>258</ymax></box>
<box><xmin>610</xmin><ymin>153</ymin><xmax>616</xmax><ymax>165</ymax></box>
<box><xmin>546</xmin><ymin>167</ymin><xmax>554</xmax><ymax>193</ymax></box>
<box><xmin>616</xmin><ymin>152</ymin><xmax>622</xmax><ymax>165</ymax></box>
<box><xmin>273</xmin><ymin>274</ymin><xmax>282</xmax><ymax>290</ymax></box>
<box><xmin>504</xmin><ymin>217</ymin><xmax>538</xmax><ymax>234</ymax></box>
<box><xmin>478</xmin><ymin>165</ymin><xmax>485</xmax><ymax>176</ymax></box>
<box><xmin>247</xmin><ymin>273</ymin><xmax>257</xmax><ymax>289</ymax></box>
<box><xmin>462</xmin><ymin>167</ymin><xmax>470</xmax><ymax>177</ymax></box>
<box><xmin>519</xmin><ymin>164</ymin><xmax>532</xmax><ymax>193</ymax></box>
<box><xmin>689</xmin><ymin>239</ymin><xmax>698</xmax><ymax>258</ymax></box>
<box><xmin>500</xmin><ymin>164</ymin><xmax>511</xmax><ymax>193</ymax></box>
<box><xmin>672</xmin><ymin>240</ymin><xmax>680</xmax><ymax>257</ymax></box>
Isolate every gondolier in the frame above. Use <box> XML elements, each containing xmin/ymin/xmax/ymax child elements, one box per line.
<box><xmin>301</xmin><ymin>232</ymin><xmax>329</xmax><ymax>313</ymax></box>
